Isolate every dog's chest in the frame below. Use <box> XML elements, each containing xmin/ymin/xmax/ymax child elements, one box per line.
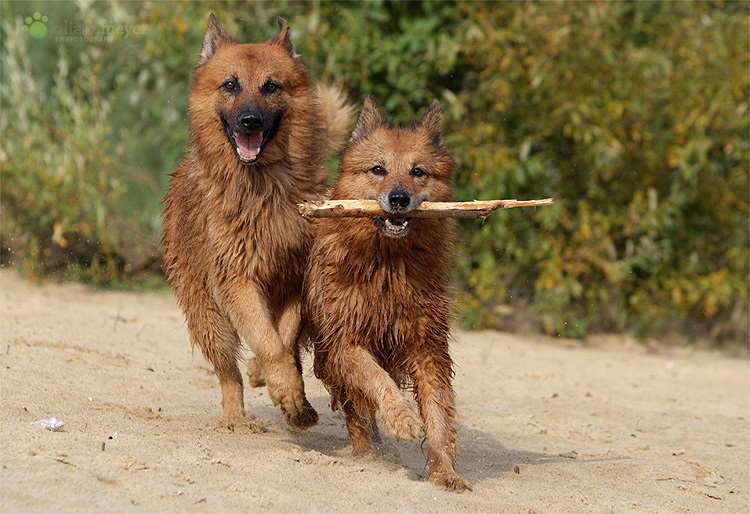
<box><xmin>358</xmin><ymin>257</ymin><xmax>440</xmax><ymax>347</ymax></box>
<box><xmin>206</xmin><ymin>185</ymin><xmax>311</xmax><ymax>282</ymax></box>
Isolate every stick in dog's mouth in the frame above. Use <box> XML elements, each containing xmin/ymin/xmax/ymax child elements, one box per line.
<box><xmin>297</xmin><ymin>199</ymin><xmax>556</xmax><ymax>219</ymax></box>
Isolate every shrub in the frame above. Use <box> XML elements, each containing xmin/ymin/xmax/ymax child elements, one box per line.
<box><xmin>1</xmin><ymin>17</ymin><xmax>128</xmax><ymax>282</ymax></box>
<box><xmin>449</xmin><ymin>1</ymin><xmax>749</xmax><ymax>341</ymax></box>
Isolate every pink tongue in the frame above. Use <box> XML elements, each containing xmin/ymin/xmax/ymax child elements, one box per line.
<box><xmin>235</xmin><ymin>132</ymin><xmax>263</xmax><ymax>160</ymax></box>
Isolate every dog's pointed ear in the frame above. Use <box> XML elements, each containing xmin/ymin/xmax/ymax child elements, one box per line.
<box><xmin>270</xmin><ymin>17</ymin><xmax>300</xmax><ymax>59</ymax></box>
<box><xmin>198</xmin><ymin>14</ymin><xmax>234</xmax><ymax>66</ymax></box>
<box><xmin>416</xmin><ymin>99</ymin><xmax>444</xmax><ymax>145</ymax></box>
<box><xmin>351</xmin><ymin>95</ymin><xmax>388</xmax><ymax>142</ymax></box>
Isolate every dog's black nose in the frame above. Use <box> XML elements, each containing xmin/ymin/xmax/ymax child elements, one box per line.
<box><xmin>388</xmin><ymin>190</ymin><xmax>411</xmax><ymax>211</ymax></box>
<box><xmin>240</xmin><ymin>110</ymin><xmax>264</xmax><ymax>131</ymax></box>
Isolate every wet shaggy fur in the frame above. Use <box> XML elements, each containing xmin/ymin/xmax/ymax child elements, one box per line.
<box><xmin>304</xmin><ymin>96</ymin><xmax>470</xmax><ymax>491</ymax></box>
<box><xmin>162</xmin><ymin>15</ymin><xmax>351</xmax><ymax>428</ymax></box>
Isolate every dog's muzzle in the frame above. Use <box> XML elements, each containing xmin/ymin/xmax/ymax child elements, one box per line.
<box><xmin>223</xmin><ymin>108</ymin><xmax>281</xmax><ymax>164</ymax></box>
<box><xmin>373</xmin><ymin>189</ymin><xmax>417</xmax><ymax>239</ymax></box>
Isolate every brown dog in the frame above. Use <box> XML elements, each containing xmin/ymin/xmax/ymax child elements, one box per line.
<box><xmin>162</xmin><ymin>15</ymin><xmax>350</xmax><ymax>428</ymax></box>
<box><xmin>304</xmin><ymin>96</ymin><xmax>470</xmax><ymax>491</ymax></box>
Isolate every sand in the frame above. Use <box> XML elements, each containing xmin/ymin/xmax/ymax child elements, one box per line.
<box><xmin>1</xmin><ymin>269</ymin><xmax>747</xmax><ymax>513</ymax></box>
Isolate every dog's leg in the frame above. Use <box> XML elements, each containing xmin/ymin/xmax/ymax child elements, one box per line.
<box><xmin>369</xmin><ymin>407</ymin><xmax>382</xmax><ymax>444</ymax></box>
<box><xmin>276</xmin><ymin>297</ymin><xmax>318</xmax><ymax>424</ymax></box>
<box><xmin>228</xmin><ymin>283</ymin><xmax>317</xmax><ymax>429</ymax></box>
<box><xmin>342</xmin><ymin>400</ymin><xmax>376</xmax><ymax>456</ymax></box>
<box><xmin>245</xmin><ymin>295</ymin><xmax>303</xmax><ymax>386</ymax></box>
<box><xmin>411</xmin><ymin>349</ymin><xmax>471</xmax><ymax>492</ymax></box>
<box><xmin>184</xmin><ymin>286</ymin><xmax>247</xmax><ymax>421</ymax></box>
<box><xmin>216</xmin><ymin>359</ymin><xmax>248</xmax><ymax>422</ymax></box>
<box><xmin>276</xmin><ymin>297</ymin><xmax>304</xmax><ymax>373</ymax></box>
<box><xmin>334</xmin><ymin>345</ymin><xmax>422</xmax><ymax>441</ymax></box>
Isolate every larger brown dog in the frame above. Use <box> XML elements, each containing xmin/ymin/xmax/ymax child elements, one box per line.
<box><xmin>162</xmin><ymin>15</ymin><xmax>350</xmax><ymax>428</ymax></box>
<box><xmin>304</xmin><ymin>96</ymin><xmax>470</xmax><ymax>491</ymax></box>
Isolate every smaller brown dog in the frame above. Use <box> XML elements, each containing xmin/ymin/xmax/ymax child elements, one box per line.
<box><xmin>304</xmin><ymin>96</ymin><xmax>470</xmax><ymax>491</ymax></box>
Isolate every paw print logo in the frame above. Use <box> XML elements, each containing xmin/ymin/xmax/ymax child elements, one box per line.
<box><xmin>23</xmin><ymin>12</ymin><xmax>48</xmax><ymax>39</ymax></box>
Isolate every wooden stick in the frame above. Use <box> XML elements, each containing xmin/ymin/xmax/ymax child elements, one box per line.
<box><xmin>297</xmin><ymin>198</ymin><xmax>554</xmax><ymax>219</ymax></box>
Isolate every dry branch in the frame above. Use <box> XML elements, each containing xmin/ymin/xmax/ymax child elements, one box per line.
<box><xmin>297</xmin><ymin>198</ymin><xmax>554</xmax><ymax>219</ymax></box>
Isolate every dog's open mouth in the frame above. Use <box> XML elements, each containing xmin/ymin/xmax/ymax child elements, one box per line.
<box><xmin>231</xmin><ymin>131</ymin><xmax>264</xmax><ymax>163</ymax></box>
<box><xmin>222</xmin><ymin>112</ymin><xmax>282</xmax><ymax>165</ymax></box>
<box><xmin>374</xmin><ymin>217</ymin><xmax>412</xmax><ymax>239</ymax></box>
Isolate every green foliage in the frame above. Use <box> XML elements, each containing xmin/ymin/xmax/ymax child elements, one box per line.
<box><xmin>448</xmin><ymin>2</ymin><xmax>748</xmax><ymax>341</ymax></box>
<box><xmin>1</xmin><ymin>0</ymin><xmax>747</xmax><ymax>343</ymax></box>
<box><xmin>294</xmin><ymin>0</ymin><xmax>465</xmax><ymax>120</ymax></box>
<box><xmin>1</xmin><ymin>3</ymin><xmax>129</xmax><ymax>282</ymax></box>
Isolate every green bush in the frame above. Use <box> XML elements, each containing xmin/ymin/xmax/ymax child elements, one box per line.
<box><xmin>1</xmin><ymin>1</ymin><xmax>747</xmax><ymax>344</ymax></box>
<box><xmin>1</xmin><ymin>9</ymin><xmax>127</xmax><ymax>282</ymax></box>
<box><xmin>448</xmin><ymin>2</ymin><xmax>748</xmax><ymax>342</ymax></box>
<box><xmin>1</xmin><ymin>1</ymin><xmax>184</xmax><ymax>283</ymax></box>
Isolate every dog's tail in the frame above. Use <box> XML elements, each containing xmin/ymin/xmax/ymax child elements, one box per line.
<box><xmin>316</xmin><ymin>84</ymin><xmax>355</xmax><ymax>156</ymax></box>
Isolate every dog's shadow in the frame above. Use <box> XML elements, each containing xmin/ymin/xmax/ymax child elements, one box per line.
<box><xmin>262</xmin><ymin>394</ymin><xmax>573</xmax><ymax>487</ymax></box>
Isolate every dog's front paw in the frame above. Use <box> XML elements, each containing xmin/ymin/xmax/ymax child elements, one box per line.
<box><xmin>381</xmin><ymin>405</ymin><xmax>422</xmax><ymax>441</ymax></box>
<box><xmin>282</xmin><ymin>397</ymin><xmax>318</xmax><ymax>429</ymax></box>
<box><xmin>428</xmin><ymin>471</ymin><xmax>472</xmax><ymax>492</ymax></box>
<box><xmin>224</xmin><ymin>407</ymin><xmax>253</xmax><ymax>423</ymax></box>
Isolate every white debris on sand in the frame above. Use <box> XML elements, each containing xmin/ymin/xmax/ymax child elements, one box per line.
<box><xmin>30</xmin><ymin>418</ymin><xmax>65</xmax><ymax>432</ymax></box>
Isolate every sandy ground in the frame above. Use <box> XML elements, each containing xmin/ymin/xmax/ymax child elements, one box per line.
<box><xmin>0</xmin><ymin>269</ymin><xmax>748</xmax><ymax>513</ymax></box>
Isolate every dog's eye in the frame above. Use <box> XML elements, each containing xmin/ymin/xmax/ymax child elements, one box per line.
<box><xmin>369</xmin><ymin>165</ymin><xmax>387</xmax><ymax>176</ymax></box>
<box><xmin>411</xmin><ymin>167</ymin><xmax>427</xmax><ymax>178</ymax></box>
<box><xmin>263</xmin><ymin>81</ymin><xmax>279</xmax><ymax>94</ymax></box>
<box><xmin>222</xmin><ymin>80</ymin><xmax>236</xmax><ymax>91</ymax></box>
